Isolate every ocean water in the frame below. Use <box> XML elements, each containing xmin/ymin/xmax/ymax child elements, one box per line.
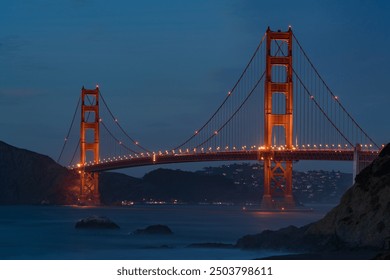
<box><xmin>0</xmin><ymin>204</ymin><xmax>335</xmax><ymax>260</ymax></box>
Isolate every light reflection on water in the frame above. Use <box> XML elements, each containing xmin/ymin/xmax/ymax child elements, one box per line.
<box><xmin>0</xmin><ymin>204</ymin><xmax>335</xmax><ymax>259</ymax></box>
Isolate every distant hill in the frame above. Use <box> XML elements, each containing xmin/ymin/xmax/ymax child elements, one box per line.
<box><xmin>0</xmin><ymin>140</ymin><xmax>256</xmax><ymax>205</ymax></box>
<box><xmin>0</xmin><ymin>140</ymin><xmax>352</xmax><ymax>205</ymax></box>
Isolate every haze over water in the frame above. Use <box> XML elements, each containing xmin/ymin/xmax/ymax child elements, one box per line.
<box><xmin>0</xmin><ymin>204</ymin><xmax>334</xmax><ymax>260</ymax></box>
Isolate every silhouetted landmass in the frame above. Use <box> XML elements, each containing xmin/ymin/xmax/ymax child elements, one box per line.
<box><xmin>0</xmin><ymin>140</ymin><xmax>352</xmax><ymax>205</ymax></box>
<box><xmin>199</xmin><ymin>163</ymin><xmax>351</xmax><ymax>203</ymax></box>
<box><xmin>236</xmin><ymin>143</ymin><xmax>390</xmax><ymax>259</ymax></box>
<box><xmin>0</xmin><ymin>140</ymin><xmax>79</xmax><ymax>204</ymax></box>
<box><xmin>75</xmin><ymin>216</ymin><xmax>120</xmax><ymax>229</ymax></box>
<box><xmin>100</xmin><ymin>168</ymin><xmax>257</xmax><ymax>204</ymax></box>
<box><xmin>133</xmin><ymin>224</ymin><xmax>173</xmax><ymax>235</ymax></box>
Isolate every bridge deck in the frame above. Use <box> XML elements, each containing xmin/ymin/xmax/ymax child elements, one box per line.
<box><xmin>72</xmin><ymin>149</ymin><xmax>379</xmax><ymax>172</ymax></box>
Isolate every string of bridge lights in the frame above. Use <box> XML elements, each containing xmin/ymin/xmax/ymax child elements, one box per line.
<box><xmin>69</xmin><ymin>143</ymin><xmax>380</xmax><ymax>169</ymax></box>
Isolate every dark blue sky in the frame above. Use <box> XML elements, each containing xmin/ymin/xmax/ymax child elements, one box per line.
<box><xmin>1</xmin><ymin>0</ymin><xmax>389</xmax><ymax>176</ymax></box>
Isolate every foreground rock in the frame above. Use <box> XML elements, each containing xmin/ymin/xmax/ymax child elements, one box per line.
<box><xmin>237</xmin><ymin>143</ymin><xmax>390</xmax><ymax>255</ymax></box>
<box><xmin>133</xmin><ymin>225</ymin><xmax>173</xmax><ymax>235</ymax></box>
<box><xmin>75</xmin><ymin>216</ymin><xmax>120</xmax><ymax>229</ymax></box>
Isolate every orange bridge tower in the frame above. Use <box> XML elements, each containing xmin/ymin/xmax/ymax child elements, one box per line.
<box><xmin>80</xmin><ymin>86</ymin><xmax>100</xmax><ymax>205</ymax></box>
<box><xmin>262</xmin><ymin>27</ymin><xmax>294</xmax><ymax>209</ymax></box>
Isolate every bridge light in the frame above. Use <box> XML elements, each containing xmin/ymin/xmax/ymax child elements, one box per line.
<box><xmin>310</xmin><ymin>95</ymin><xmax>314</xmax><ymax>100</ymax></box>
<box><xmin>115</xmin><ymin>118</ymin><xmax>118</xmax><ymax>122</ymax></box>
<box><xmin>135</xmin><ymin>141</ymin><xmax>139</xmax><ymax>145</ymax></box>
<box><xmin>214</xmin><ymin>131</ymin><xmax>218</xmax><ymax>135</ymax></box>
<box><xmin>228</xmin><ymin>91</ymin><xmax>231</xmax><ymax>96</ymax></box>
<box><xmin>77</xmin><ymin>163</ymin><xmax>81</xmax><ymax>167</ymax></box>
<box><xmin>334</xmin><ymin>96</ymin><xmax>338</xmax><ymax>100</ymax></box>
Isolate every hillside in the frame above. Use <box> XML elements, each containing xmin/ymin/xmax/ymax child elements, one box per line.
<box><xmin>0</xmin><ymin>140</ymin><xmax>79</xmax><ymax>204</ymax></box>
<box><xmin>0</xmin><ymin>140</ymin><xmax>353</xmax><ymax>205</ymax></box>
<box><xmin>0</xmin><ymin>141</ymin><xmax>254</xmax><ymax>204</ymax></box>
<box><xmin>237</xmin><ymin>144</ymin><xmax>390</xmax><ymax>256</ymax></box>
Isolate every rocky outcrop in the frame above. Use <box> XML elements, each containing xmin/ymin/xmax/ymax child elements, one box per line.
<box><xmin>306</xmin><ymin>144</ymin><xmax>390</xmax><ymax>249</ymax></box>
<box><xmin>75</xmin><ymin>216</ymin><xmax>120</xmax><ymax>229</ymax></box>
<box><xmin>237</xmin><ymin>143</ymin><xmax>390</xmax><ymax>252</ymax></box>
<box><xmin>0</xmin><ymin>141</ymin><xmax>79</xmax><ymax>204</ymax></box>
<box><xmin>133</xmin><ymin>225</ymin><xmax>173</xmax><ymax>235</ymax></box>
<box><xmin>0</xmin><ymin>140</ymin><xmax>144</xmax><ymax>205</ymax></box>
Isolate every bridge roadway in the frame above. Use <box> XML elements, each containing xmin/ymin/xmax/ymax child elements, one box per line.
<box><xmin>74</xmin><ymin>149</ymin><xmax>379</xmax><ymax>172</ymax></box>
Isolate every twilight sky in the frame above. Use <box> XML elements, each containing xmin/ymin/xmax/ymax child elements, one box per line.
<box><xmin>1</xmin><ymin>0</ymin><xmax>389</xmax><ymax>176</ymax></box>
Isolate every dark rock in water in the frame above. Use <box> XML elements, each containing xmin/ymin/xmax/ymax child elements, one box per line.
<box><xmin>187</xmin><ymin>243</ymin><xmax>234</xmax><ymax>249</ymax></box>
<box><xmin>133</xmin><ymin>224</ymin><xmax>173</xmax><ymax>235</ymax></box>
<box><xmin>75</xmin><ymin>216</ymin><xmax>120</xmax><ymax>229</ymax></box>
<box><xmin>237</xmin><ymin>143</ymin><xmax>390</xmax><ymax>253</ymax></box>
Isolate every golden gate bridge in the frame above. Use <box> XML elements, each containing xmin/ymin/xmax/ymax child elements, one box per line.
<box><xmin>57</xmin><ymin>27</ymin><xmax>381</xmax><ymax>206</ymax></box>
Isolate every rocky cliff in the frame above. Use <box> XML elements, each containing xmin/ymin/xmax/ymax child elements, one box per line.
<box><xmin>306</xmin><ymin>144</ymin><xmax>390</xmax><ymax>248</ymax></box>
<box><xmin>0</xmin><ymin>140</ymin><xmax>252</xmax><ymax>205</ymax></box>
<box><xmin>237</xmin><ymin>144</ymin><xmax>390</xmax><ymax>251</ymax></box>
<box><xmin>0</xmin><ymin>140</ymin><xmax>79</xmax><ymax>204</ymax></box>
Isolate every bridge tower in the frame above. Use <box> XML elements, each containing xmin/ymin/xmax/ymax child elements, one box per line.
<box><xmin>262</xmin><ymin>27</ymin><xmax>294</xmax><ymax>209</ymax></box>
<box><xmin>79</xmin><ymin>86</ymin><xmax>100</xmax><ymax>205</ymax></box>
